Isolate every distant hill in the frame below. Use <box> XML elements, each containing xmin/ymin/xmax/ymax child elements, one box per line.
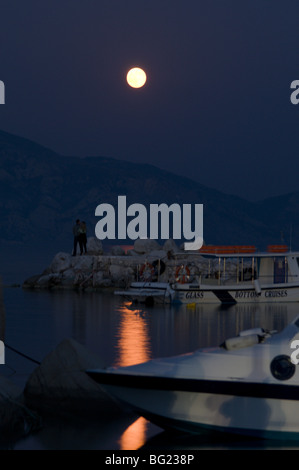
<box><xmin>0</xmin><ymin>129</ymin><xmax>298</xmax><ymax>253</ymax></box>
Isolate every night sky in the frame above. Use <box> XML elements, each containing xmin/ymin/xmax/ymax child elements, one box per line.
<box><xmin>1</xmin><ymin>0</ymin><xmax>299</xmax><ymax>200</ymax></box>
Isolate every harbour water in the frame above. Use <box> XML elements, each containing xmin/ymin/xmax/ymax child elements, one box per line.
<box><xmin>2</xmin><ymin>286</ymin><xmax>299</xmax><ymax>450</ymax></box>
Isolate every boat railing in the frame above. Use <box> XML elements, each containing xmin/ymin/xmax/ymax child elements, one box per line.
<box><xmin>197</xmin><ymin>273</ymin><xmax>299</xmax><ymax>286</ymax></box>
<box><xmin>133</xmin><ymin>249</ymin><xmax>299</xmax><ymax>285</ymax></box>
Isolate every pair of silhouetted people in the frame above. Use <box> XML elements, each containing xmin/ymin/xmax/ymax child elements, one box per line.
<box><xmin>72</xmin><ymin>219</ymin><xmax>87</xmax><ymax>256</ymax></box>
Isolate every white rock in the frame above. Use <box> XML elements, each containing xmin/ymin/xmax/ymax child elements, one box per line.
<box><xmin>109</xmin><ymin>265</ymin><xmax>124</xmax><ymax>277</ymax></box>
<box><xmin>109</xmin><ymin>265</ymin><xmax>133</xmax><ymax>283</ymax></box>
<box><xmin>148</xmin><ymin>250</ymin><xmax>167</xmax><ymax>260</ymax></box>
<box><xmin>50</xmin><ymin>252</ymin><xmax>72</xmax><ymax>273</ymax></box>
<box><xmin>163</xmin><ymin>239</ymin><xmax>179</xmax><ymax>253</ymax></box>
<box><xmin>126</xmin><ymin>249</ymin><xmax>142</xmax><ymax>257</ymax></box>
<box><xmin>61</xmin><ymin>269</ymin><xmax>75</xmax><ymax>281</ymax></box>
<box><xmin>71</xmin><ymin>255</ymin><xmax>94</xmax><ymax>272</ymax></box>
<box><xmin>110</xmin><ymin>246</ymin><xmax>125</xmax><ymax>256</ymax></box>
<box><xmin>109</xmin><ymin>266</ymin><xmax>134</xmax><ymax>287</ymax></box>
<box><xmin>36</xmin><ymin>273</ymin><xmax>61</xmax><ymax>287</ymax></box>
<box><xmin>92</xmin><ymin>271</ymin><xmax>104</xmax><ymax>287</ymax></box>
<box><xmin>87</xmin><ymin>237</ymin><xmax>103</xmax><ymax>255</ymax></box>
<box><xmin>96</xmin><ymin>278</ymin><xmax>113</xmax><ymax>287</ymax></box>
<box><xmin>134</xmin><ymin>239</ymin><xmax>161</xmax><ymax>254</ymax></box>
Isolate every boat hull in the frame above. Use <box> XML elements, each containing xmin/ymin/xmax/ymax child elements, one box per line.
<box><xmin>88</xmin><ymin>371</ymin><xmax>299</xmax><ymax>439</ymax></box>
<box><xmin>114</xmin><ymin>282</ymin><xmax>170</xmax><ymax>305</ymax></box>
<box><xmin>172</xmin><ymin>284</ymin><xmax>299</xmax><ymax>305</ymax></box>
<box><xmin>88</xmin><ymin>315</ymin><xmax>299</xmax><ymax>439</ymax></box>
<box><xmin>115</xmin><ymin>284</ymin><xmax>299</xmax><ymax>305</ymax></box>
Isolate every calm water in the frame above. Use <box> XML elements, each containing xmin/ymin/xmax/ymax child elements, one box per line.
<box><xmin>2</xmin><ymin>286</ymin><xmax>299</xmax><ymax>450</ymax></box>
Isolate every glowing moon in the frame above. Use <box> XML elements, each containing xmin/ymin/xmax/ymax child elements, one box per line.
<box><xmin>126</xmin><ymin>67</ymin><xmax>147</xmax><ymax>88</ymax></box>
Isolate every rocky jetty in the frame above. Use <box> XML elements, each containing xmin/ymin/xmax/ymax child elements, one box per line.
<box><xmin>23</xmin><ymin>237</ymin><xmax>245</xmax><ymax>291</ymax></box>
<box><xmin>23</xmin><ymin>237</ymin><xmax>246</xmax><ymax>291</ymax></box>
<box><xmin>23</xmin><ymin>237</ymin><xmax>187</xmax><ymax>290</ymax></box>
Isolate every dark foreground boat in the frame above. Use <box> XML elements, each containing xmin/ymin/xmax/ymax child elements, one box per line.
<box><xmin>87</xmin><ymin>315</ymin><xmax>299</xmax><ymax>439</ymax></box>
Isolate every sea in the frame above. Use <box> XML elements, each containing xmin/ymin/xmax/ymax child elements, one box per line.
<box><xmin>1</xmin><ymin>248</ymin><xmax>299</xmax><ymax>451</ymax></box>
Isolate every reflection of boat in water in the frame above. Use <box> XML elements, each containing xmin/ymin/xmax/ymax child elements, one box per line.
<box><xmin>87</xmin><ymin>315</ymin><xmax>299</xmax><ymax>439</ymax></box>
<box><xmin>115</xmin><ymin>281</ymin><xmax>170</xmax><ymax>306</ymax></box>
<box><xmin>115</xmin><ymin>245</ymin><xmax>299</xmax><ymax>305</ymax></box>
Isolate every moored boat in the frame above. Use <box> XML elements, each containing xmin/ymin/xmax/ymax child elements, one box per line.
<box><xmin>115</xmin><ymin>245</ymin><xmax>299</xmax><ymax>305</ymax></box>
<box><xmin>87</xmin><ymin>315</ymin><xmax>299</xmax><ymax>439</ymax></box>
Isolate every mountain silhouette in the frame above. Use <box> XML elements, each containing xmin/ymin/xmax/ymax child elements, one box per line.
<box><xmin>0</xmin><ymin>129</ymin><xmax>297</xmax><ymax>253</ymax></box>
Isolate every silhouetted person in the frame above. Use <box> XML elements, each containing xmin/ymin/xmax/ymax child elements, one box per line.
<box><xmin>79</xmin><ymin>221</ymin><xmax>87</xmax><ymax>255</ymax></box>
<box><xmin>73</xmin><ymin>219</ymin><xmax>82</xmax><ymax>256</ymax></box>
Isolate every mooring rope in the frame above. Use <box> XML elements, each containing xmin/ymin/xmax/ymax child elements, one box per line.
<box><xmin>5</xmin><ymin>344</ymin><xmax>41</xmax><ymax>365</ymax></box>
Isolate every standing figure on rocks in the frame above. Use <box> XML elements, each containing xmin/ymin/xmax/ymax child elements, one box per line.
<box><xmin>72</xmin><ymin>219</ymin><xmax>82</xmax><ymax>256</ymax></box>
<box><xmin>79</xmin><ymin>221</ymin><xmax>87</xmax><ymax>255</ymax></box>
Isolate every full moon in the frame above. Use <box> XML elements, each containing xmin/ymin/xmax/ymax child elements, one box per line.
<box><xmin>126</xmin><ymin>67</ymin><xmax>147</xmax><ymax>88</ymax></box>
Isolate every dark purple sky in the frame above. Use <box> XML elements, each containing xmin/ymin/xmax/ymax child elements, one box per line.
<box><xmin>1</xmin><ymin>0</ymin><xmax>299</xmax><ymax>200</ymax></box>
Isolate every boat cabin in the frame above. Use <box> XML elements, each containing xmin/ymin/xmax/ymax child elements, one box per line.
<box><xmin>198</xmin><ymin>245</ymin><xmax>299</xmax><ymax>287</ymax></box>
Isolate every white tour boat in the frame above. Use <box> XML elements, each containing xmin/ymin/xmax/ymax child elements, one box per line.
<box><xmin>115</xmin><ymin>245</ymin><xmax>299</xmax><ymax>305</ymax></box>
<box><xmin>87</xmin><ymin>315</ymin><xmax>299</xmax><ymax>439</ymax></box>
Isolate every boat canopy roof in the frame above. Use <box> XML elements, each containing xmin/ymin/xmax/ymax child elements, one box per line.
<box><xmin>197</xmin><ymin>244</ymin><xmax>295</xmax><ymax>258</ymax></box>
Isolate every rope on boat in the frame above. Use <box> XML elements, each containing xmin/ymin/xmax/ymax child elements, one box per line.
<box><xmin>5</xmin><ymin>344</ymin><xmax>41</xmax><ymax>365</ymax></box>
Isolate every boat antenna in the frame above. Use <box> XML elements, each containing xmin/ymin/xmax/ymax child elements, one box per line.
<box><xmin>290</xmin><ymin>224</ymin><xmax>293</xmax><ymax>252</ymax></box>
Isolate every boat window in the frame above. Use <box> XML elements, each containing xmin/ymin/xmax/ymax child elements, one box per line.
<box><xmin>274</xmin><ymin>258</ymin><xmax>288</xmax><ymax>284</ymax></box>
<box><xmin>270</xmin><ymin>355</ymin><xmax>295</xmax><ymax>381</ymax></box>
<box><xmin>297</xmin><ymin>258</ymin><xmax>299</xmax><ymax>269</ymax></box>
